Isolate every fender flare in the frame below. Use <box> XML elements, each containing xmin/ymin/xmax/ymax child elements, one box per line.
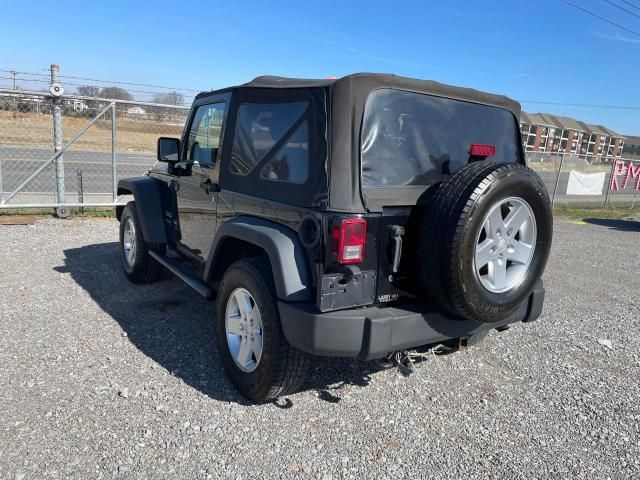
<box><xmin>117</xmin><ymin>177</ymin><xmax>169</xmax><ymax>244</ymax></box>
<box><xmin>205</xmin><ymin>216</ymin><xmax>312</xmax><ymax>302</ymax></box>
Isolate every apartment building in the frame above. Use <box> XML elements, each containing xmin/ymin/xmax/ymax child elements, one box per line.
<box><xmin>622</xmin><ymin>136</ymin><xmax>640</xmax><ymax>159</ymax></box>
<box><xmin>520</xmin><ymin>112</ymin><xmax>625</xmax><ymax>161</ymax></box>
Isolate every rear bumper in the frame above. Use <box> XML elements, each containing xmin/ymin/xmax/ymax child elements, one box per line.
<box><xmin>279</xmin><ymin>280</ymin><xmax>545</xmax><ymax>360</ymax></box>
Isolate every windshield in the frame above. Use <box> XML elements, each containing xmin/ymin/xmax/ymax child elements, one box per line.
<box><xmin>361</xmin><ymin>89</ymin><xmax>521</xmax><ymax>187</ymax></box>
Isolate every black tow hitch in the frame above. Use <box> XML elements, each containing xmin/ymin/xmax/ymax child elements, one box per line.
<box><xmin>381</xmin><ymin>336</ymin><xmax>477</xmax><ymax>377</ymax></box>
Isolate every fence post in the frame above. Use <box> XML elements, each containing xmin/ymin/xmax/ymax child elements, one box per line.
<box><xmin>50</xmin><ymin>64</ymin><xmax>67</xmax><ymax>216</ymax></box>
<box><xmin>603</xmin><ymin>158</ymin><xmax>618</xmax><ymax>209</ymax></box>
<box><xmin>0</xmin><ymin>158</ymin><xmax>3</xmax><ymax>204</ymax></box>
<box><xmin>551</xmin><ymin>153</ymin><xmax>565</xmax><ymax>209</ymax></box>
<box><xmin>77</xmin><ymin>169</ymin><xmax>84</xmax><ymax>214</ymax></box>
<box><xmin>111</xmin><ymin>102</ymin><xmax>117</xmax><ymax>203</ymax></box>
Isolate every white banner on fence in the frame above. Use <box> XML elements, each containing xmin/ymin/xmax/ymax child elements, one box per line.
<box><xmin>566</xmin><ymin>170</ymin><xmax>606</xmax><ymax>196</ymax></box>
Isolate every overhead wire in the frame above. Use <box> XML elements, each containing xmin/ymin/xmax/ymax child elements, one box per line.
<box><xmin>0</xmin><ymin>68</ymin><xmax>200</xmax><ymax>93</ymax></box>
<box><xmin>520</xmin><ymin>99</ymin><xmax>640</xmax><ymax>110</ymax></box>
<box><xmin>619</xmin><ymin>0</ymin><xmax>640</xmax><ymax>11</ymax></box>
<box><xmin>0</xmin><ymin>75</ymin><xmax>195</xmax><ymax>102</ymax></box>
<box><xmin>1</xmin><ymin>68</ymin><xmax>639</xmax><ymax>111</ymax></box>
<box><xmin>559</xmin><ymin>0</ymin><xmax>640</xmax><ymax>37</ymax></box>
<box><xmin>603</xmin><ymin>0</ymin><xmax>640</xmax><ymax>19</ymax></box>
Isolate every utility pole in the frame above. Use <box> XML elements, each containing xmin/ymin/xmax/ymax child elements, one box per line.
<box><xmin>10</xmin><ymin>70</ymin><xmax>16</xmax><ymax>90</ymax></box>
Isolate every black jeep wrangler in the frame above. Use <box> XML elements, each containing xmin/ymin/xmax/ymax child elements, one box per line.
<box><xmin>116</xmin><ymin>74</ymin><xmax>552</xmax><ymax>402</ymax></box>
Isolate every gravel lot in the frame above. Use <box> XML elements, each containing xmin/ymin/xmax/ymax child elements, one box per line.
<box><xmin>1</xmin><ymin>217</ymin><xmax>639</xmax><ymax>479</ymax></box>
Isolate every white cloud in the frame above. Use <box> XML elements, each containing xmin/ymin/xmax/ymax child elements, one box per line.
<box><xmin>593</xmin><ymin>31</ymin><xmax>640</xmax><ymax>44</ymax></box>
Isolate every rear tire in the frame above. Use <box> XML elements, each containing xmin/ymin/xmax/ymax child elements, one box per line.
<box><xmin>216</xmin><ymin>257</ymin><xmax>309</xmax><ymax>402</ymax></box>
<box><xmin>419</xmin><ymin>161</ymin><xmax>552</xmax><ymax>323</ymax></box>
<box><xmin>119</xmin><ymin>201</ymin><xmax>164</xmax><ymax>283</ymax></box>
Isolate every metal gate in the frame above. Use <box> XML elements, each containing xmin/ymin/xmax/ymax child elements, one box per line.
<box><xmin>0</xmin><ymin>75</ymin><xmax>188</xmax><ymax>214</ymax></box>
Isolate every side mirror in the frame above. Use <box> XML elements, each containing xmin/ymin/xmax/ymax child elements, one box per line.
<box><xmin>157</xmin><ymin>137</ymin><xmax>180</xmax><ymax>162</ymax></box>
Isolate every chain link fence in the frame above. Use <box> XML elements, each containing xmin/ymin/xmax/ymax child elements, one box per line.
<box><xmin>1</xmin><ymin>87</ymin><xmax>638</xmax><ymax>212</ymax></box>
<box><xmin>0</xmin><ymin>89</ymin><xmax>188</xmax><ymax>211</ymax></box>
<box><xmin>526</xmin><ymin>152</ymin><xmax>640</xmax><ymax>208</ymax></box>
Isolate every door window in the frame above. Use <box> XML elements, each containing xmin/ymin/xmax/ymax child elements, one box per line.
<box><xmin>186</xmin><ymin>102</ymin><xmax>226</xmax><ymax>167</ymax></box>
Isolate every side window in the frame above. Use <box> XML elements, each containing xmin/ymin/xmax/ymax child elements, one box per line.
<box><xmin>186</xmin><ymin>102</ymin><xmax>226</xmax><ymax>167</ymax></box>
<box><xmin>230</xmin><ymin>102</ymin><xmax>308</xmax><ymax>176</ymax></box>
<box><xmin>260</xmin><ymin>122</ymin><xmax>309</xmax><ymax>183</ymax></box>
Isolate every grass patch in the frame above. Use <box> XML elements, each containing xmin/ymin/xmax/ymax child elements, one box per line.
<box><xmin>1</xmin><ymin>205</ymin><xmax>637</xmax><ymax>222</ymax></box>
<box><xmin>553</xmin><ymin>207</ymin><xmax>640</xmax><ymax>221</ymax></box>
<box><xmin>0</xmin><ymin>207</ymin><xmax>116</xmax><ymax>218</ymax></box>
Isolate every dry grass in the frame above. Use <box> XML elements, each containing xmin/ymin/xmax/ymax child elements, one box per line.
<box><xmin>553</xmin><ymin>206</ymin><xmax>640</xmax><ymax>220</ymax></box>
<box><xmin>0</xmin><ymin>111</ymin><xmax>183</xmax><ymax>153</ymax></box>
<box><xmin>528</xmin><ymin>160</ymin><xmax>613</xmax><ymax>174</ymax></box>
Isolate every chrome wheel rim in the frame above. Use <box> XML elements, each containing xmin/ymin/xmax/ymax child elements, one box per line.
<box><xmin>225</xmin><ymin>288</ymin><xmax>263</xmax><ymax>373</ymax></box>
<box><xmin>123</xmin><ymin>218</ymin><xmax>137</xmax><ymax>267</ymax></box>
<box><xmin>474</xmin><ymin>197</ymin><xmax>537</xmax><ymax>294</ymax></box>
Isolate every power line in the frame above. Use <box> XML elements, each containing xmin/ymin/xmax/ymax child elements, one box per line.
<box><xmin>603</xmin><ymin>0</ymin><xmax>640</xmax><ymax>19</ymax></box>
<box><xmin>619</xmin><ymin>0</ymin><xmax>640</xmax><ymax>11</ymax></box>
<box><xmin>0</xmin><ymin>69</ymin><xmax>49</xmax><ymax>78</ymax></box>
<box><xmin>57</xmin><ymin>74</ymin><xmax>201</xmax><ymax>93</ymax></box>
<box><xmin>0</xmin><ymin>76</ymin><xmax>195</xmax><ymax>101</ymax></box>
<box><xmin>560</xmin><ymin>0</ymin><xmax>640</xmax><ymax>37</ymax></box>
<box><xmin>520</xmin><ymin>99</ymin><xmax>640</xmax><ymax>110</ymax></box>
<box><xmin>0</xmin><ymin>68</ymin><xmax>201</xmax><ymax>93</ymax></box>
<box><xmin>1</xmin><ymin>67</ymin><xmax>639</xmax><ymax>112</ymax></box>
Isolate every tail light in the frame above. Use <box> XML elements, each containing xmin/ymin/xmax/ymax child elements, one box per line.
<box><xmin>332</xmin><ymin>218</ymin><xmax>367</xmax><ymax>264</ymax></box>
<box><xmin>470</xmin><ymin>144</ymin><xmax>496</xmax><ymax>157</ymax></box>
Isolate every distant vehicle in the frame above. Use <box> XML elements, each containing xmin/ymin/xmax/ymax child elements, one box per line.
<box><xmin>116</xmin><ymin>73</ymin><xmax>553</xmax><ymax>402</ymax></box>
<box><xmin>126</xmin><ymin>106</ymin><xmax>146</xmax><ymax>115</ymax></box>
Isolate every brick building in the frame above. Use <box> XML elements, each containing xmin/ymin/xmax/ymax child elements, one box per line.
<box><xmin>520</xmin><ymin>112</ymin><xmax>625</xmax><ymax>161</ymax></box>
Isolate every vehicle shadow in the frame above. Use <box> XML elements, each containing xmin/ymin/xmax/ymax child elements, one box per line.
<box><xmin>583</xmin><ymin>217</ymin><xmax>640</xmax><ymax>232</ymax></box>
<box><xmin>54</xmin><ymin>242</ymin><xmax>386</xmax><ymax>406</ymax></box>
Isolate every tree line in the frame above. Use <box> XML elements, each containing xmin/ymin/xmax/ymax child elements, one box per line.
<box><xmin>75</xmin><ymin>85</ymin><xmax>185</xmax><ymax>105</ymax></box>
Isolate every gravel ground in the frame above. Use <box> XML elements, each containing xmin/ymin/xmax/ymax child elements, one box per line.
<box><xmin>1</xmin><ymin>217</ymin><xmax>639</xmax><ymax>479</ymax></box>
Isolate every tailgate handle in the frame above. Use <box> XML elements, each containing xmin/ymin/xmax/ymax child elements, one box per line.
<box><xmin>389</xmin><ymin>225</ymin><xmax>405</xmax><ymax>274</ymax></box>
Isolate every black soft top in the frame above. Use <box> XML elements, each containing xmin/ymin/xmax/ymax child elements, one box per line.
<box><xmin>198</xmin><ymin>73</ymin><xmax>522</xmax><ymax>212</ymax></box>
<box><xmin>197</xmin><ymin>73</ymin><xmax>520</xmax><ymax>116</ymax></box>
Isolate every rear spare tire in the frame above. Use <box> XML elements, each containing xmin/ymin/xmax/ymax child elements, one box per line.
<box><xmin>419</xmin><ymin>161</ymin><xmax>552</xmax><ymax>323</ymax></box>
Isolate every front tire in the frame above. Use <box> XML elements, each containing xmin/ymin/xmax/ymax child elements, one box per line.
<box><xmin>119</xmin><ymin>201</ymin><xmax>164</xmax><ymax>283</ymax></box>
<box><xmin>216</xmin><ymin>257</ymin><xmax>309</xmax><ymax>402</ymax></box>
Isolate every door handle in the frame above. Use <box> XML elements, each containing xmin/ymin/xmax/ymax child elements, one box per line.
<box><xmin>199</xmin><ymin>179</ymin><xmax>219</xmax><ymax>194</ymax></box>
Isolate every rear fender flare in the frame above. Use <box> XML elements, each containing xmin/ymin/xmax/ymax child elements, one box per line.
<box><xmin>205</xmin><ymin>216</ymin><xmax>312</xmax><ymax>302</ymax></box>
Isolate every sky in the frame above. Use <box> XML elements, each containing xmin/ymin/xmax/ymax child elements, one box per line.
<box><xmin>1</xmin><ymin>0</ymin><xmax>639</xmax><ymax>134</ymax></box>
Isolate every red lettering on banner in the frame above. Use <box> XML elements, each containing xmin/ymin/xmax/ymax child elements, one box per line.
<box><xmin>622</xmin><ymin>161</ymin><xmax>640</xmax><ymax>190</ymax></box>
<box><xmin>609</xmin><ymin>160</ymin><xmax>626</xmax><ymax>191</ymax></box>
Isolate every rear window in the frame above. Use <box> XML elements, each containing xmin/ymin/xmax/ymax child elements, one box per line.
<box><xmin>361</xmin><ymin>89</ymin><xmax>520</xmax><ymax>187</ymax></box>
